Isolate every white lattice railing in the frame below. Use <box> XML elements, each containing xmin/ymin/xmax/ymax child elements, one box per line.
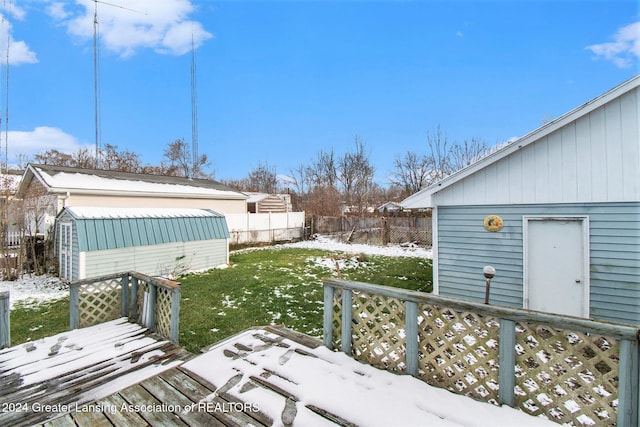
<box><xmin>323</xmin><ymin>278</ymin><xmax>640</xmax><ymax>427</ymax></box>
<box><xmin>69</xmin><ymin>272</ymin><xmax>181</xmax><ymax>343</ymax></box>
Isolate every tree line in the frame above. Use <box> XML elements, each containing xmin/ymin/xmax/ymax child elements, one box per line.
<box><xmin>20</xmin><ymin>128</ymin><xmax>496</xmax><ymax>216</ymax></box>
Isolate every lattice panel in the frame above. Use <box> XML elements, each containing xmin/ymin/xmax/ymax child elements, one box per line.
<box><xmin>331</xmin><ymin>288</ymin><xmax>342</xmax><ymax>350</ymax></box>
<box><xmin>351</xmin><ymin>291</ymin><xmax>406</xmax><ymax>372</ymax></box>
<box><xmin>156</xmin><ymin>286</ymin><xmax>172</xmax><ymax>338</ymax></box>
<box><xmin>78</xmin><ymin>279</ymin><xmax>122</xmax><ymax>327</ymax></box>
<box><xmin>417</xmin><ymin>305</ymin><xmax>501</xmax><ymax>403</ymax></box>
<box><xmin>514</xmin><ymin>323</ymin><xmax>619</xmax><ymax>426</ymax></box>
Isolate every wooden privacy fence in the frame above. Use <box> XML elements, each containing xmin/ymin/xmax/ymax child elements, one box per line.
<box><xmin>323</xmin><ymin>278</ymin><xmax>640</xmax><ymax>427</ymax></box>
<box><xmin>69</xmin><ymin>272</ymin><xmax>181</xmax><ymax>343</ymax></box>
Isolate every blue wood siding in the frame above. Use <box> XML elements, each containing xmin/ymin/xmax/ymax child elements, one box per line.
<box><xmin>437</xmin><ymin>202</ymin><xmax>640</xmax><ymax>325</ymax></box>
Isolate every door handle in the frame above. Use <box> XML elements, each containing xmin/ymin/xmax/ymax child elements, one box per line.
<box><xmin>575</xmin><ymin>278</ymin><xmax>581</xmax><ymax>283</ymax></box>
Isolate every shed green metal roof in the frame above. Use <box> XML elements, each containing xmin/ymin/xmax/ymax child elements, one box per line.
<box><xmin>58</xmin><ymin>207</ymin><xmax>229</xmax><ymax>252</ymax></box>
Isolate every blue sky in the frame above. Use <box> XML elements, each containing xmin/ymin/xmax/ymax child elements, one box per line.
<box><xmin>1</xmin><ymin>0</ymin><xmax>638</xmax><ymax>184</ymax></box>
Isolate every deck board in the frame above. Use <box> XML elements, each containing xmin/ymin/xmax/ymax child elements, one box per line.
<box><xmin>0</xmin><ymin>318</ymin><xmax>191</xmax><ymax>427</ymax></box>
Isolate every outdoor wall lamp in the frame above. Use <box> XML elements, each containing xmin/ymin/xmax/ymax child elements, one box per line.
<box><xmin>483</xmin><ymin>265</ymin><xmax>496</xmax><ymax>304</ymax></box>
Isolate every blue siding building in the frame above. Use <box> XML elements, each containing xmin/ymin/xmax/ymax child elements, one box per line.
<box><xmin>56</xmin><ymin>207</ymin><xmax>230</xmax><ymax>280</ymax></box>
<box><xmin>403</xmin><ymin>76</ymin><xmax>640</xmax><ymax>326</ymax></box>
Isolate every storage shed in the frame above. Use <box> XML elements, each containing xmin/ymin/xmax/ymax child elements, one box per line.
<box><xmin>56</xmin><ymin>207</ymin><xmax>230</xmax><ymax>281</ymax></box>
<box><xmin>402</xmin><ymin>76</ymin><xmax>640</xmax><ymax>325</ymax></box>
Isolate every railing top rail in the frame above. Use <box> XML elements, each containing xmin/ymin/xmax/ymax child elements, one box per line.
<box><xmin>130</xmin><ymin>272</ymin><xmax>180</xmax><ymax>290</ymax></box>
<box><xmin>324</xmin><ymin>278</ymin><xmax>640</xmax><ymax>341</ymax></box>
<box><xmin>70</xmin><ymin>272</ymin><xmax>180</xmax><ymax>291</ymax></box>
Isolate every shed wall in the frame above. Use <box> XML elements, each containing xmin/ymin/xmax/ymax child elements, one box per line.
<box><xmin>436</xmin><ymin>202</ymin><xmax>640</xmax><ymax>325</ymax></box>
<box><xmin>81</xmin><ymin>239</ymin><xmax>228</xmax><ymax>279</ymax></box>
<box><xmin>431</xmin><ymin>86</ymin><xmax>640</xmax><ymax>206</ymax></box>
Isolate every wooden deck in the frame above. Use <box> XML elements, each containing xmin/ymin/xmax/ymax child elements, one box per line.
<box><xmin>24</xmin><ymin>325</ymin><xmax>554</xmax><ymax>427</ymax></box>
<box><xmin>0</xmin><ymin>318</ymin><xmax>191</xmax><ymax>427</ymax></box>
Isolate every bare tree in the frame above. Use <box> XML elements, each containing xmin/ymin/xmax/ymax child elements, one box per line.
<box><xmin>101</xmin><ymin>144</ymin><xmax>142</xmax><ymax>173</ymax></box>
<box><xmin>338</xmin><ymin>136</ymin><xmax>375</xmax><ymax>215</ymax></box>
<box><xmin>33</xmin><ymin>149</ymin><xmax>74</xmax><ymax>166</ymax></box>
<box><xmin>389</xmin><ymin>151</ymin><xmax>431</xmax><ymax>197</ymax></box>
<box><xmin>306</xmin><ymin>148</ymin><xmax>338</xmax><ymax>189</ymax></box>
<box><xmin>425</xmin><ymin>125</ymin><xmax>454</xmax><ymax>185</ymax></box>
<box><xmin>247</xmin><ymin>162</ymin><xmax>278</xmax><ymax>193</ymax></box>
<box><xmin>449</xmin><ymin>137</ymin><xmax>491</xmax><ymax>171</ymax></box>
<box><xmin>163</xmin><ymin>138</ymin><xmax>210</xmax><ymax>178</ymax></box>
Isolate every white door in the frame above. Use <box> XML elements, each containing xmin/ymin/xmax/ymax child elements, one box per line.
<box><xmin>524</xmin><ymin>217</ymin><xmax>589</xmax><ymax>317</ymax></box>
<box><xmin>59</xmin><ymin>222</ymin><xmax>72</xmax><ymax>280</ymax></box>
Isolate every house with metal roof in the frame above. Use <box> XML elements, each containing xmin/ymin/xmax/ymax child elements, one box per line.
<box><xmin>56</xmin><ymin>207</ymin><xmax>230</xmax><ymax>280</ymax></box>
<box><xmin>401</xmin><ymin>75</ymin><xmax>640</xmax><ymax>326</ymax></box>
<box><xmin>15</xmin><ymin>164</ymin><xmax>248</xmax><ymax>236</ymax></box>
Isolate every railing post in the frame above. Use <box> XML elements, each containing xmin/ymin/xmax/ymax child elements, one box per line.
<box><xmin>341</xmin><ymin>289</ymin><xmax>353</xmax><ymax>355</ymax></box>
<box><xmin>69</xmin><ymin>284</ymin><xmax>80</xmax><ymax>330</ymax></box>
<box><xmin>169</xmin><ymin>286</ymin><xmax>181</xmax><ymax>344</ymax></box>
<box><xmin>323</xmin><ymin>285</ymin><xmax>334</xmax><ymax>349</ymax></box>
<box><xmin>146</xmin><ymin>282</ymin><xmax>157</xmax><ymax>331</ymax></box>
<box><xmin>498</xmin><ymin>318</ymin><xmax>516</xmax><ymax>407</ymax></box>
<box><xmin>121</xmin><ymin>274</ymin><xmax>130</xmax><ymax>318</ymax></box>
<box><xmin>130</xmin><ymin>276</ymin><xmax>139</xmax><ymax>320</ymax></box>
<box><xmin>0</xmin><ymin>291</ymin><xmax>10</xmax><ymax>349</ymax></box>
<box><xmin>405</xmin><ymin>301</ymin><xmax>418</xmax><ymax>376</ymax></box>
<box><xmin>617</xmin><ymin>338</ymin><xmax>639</xmax><ymax>427</ymax></box>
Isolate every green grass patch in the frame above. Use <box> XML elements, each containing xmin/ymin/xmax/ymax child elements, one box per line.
<box><xmin>178</xmin><ymin>247</ymin><xmax>432</xmax><ymax>353</ymax></box>
<box><xmin>10</xmin><ymin>298</ymin><xmax>70</xmax><ymax>345</ymax></box>
<box><xmin>8</xmin><ymin>247</ymin><xmax>432</xmax><ymax>355</ymax></box>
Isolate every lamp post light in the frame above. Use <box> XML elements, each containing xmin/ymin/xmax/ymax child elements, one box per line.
<box><xmin>483</xmin><ymin>266</ymin><xmax>496</xmax><ymax>304</ymax></box>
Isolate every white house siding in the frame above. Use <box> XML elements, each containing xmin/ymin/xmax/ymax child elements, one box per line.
<box><xmin>62</xmin><ymin>194</ymin><xmax>247</xmax><ymax>215</ymax></box>
<box><xmin>436</xmin><ymin>202</ymin><xmax>640</xmax><ymax>325</ymax></box>
<box><xmin>431</xmin><ymin>86</ymin><xmax>640</xmax><ymax>207</ymax></box>
<box><xmin>81</xmin><ymin>239</ymin><xmax>228</xmax><ymax>280</ymax></box>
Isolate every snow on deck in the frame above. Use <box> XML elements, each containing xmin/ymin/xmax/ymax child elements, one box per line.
<box><xmin>180</xmin><ymin>327</ymin><xmax>557</xmax><ymax>427</ymax></box>
<box><xmin>0</xmin><ymin>318</ymin><xmax>190</xmax><ymax>427</ymax></box>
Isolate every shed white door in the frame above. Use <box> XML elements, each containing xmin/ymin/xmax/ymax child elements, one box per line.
<box><xmin>59</xmin><ymin>222</ymin><xmax>72</xmax><ymax>281</ymax></box>
<box><xmin>524</xmin><ymin>217</ymin><xmax>589</xmax><ymax>317</ymax></box>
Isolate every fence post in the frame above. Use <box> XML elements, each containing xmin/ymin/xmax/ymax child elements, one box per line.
<box><xmin>405</xmin><ymin>301</ymin><xmax>418</xmax><ymax>376</ymax></box>
<box><xmin>130</xmin><ymin>276</ymin><xmax>139</xmax><ymax>320</ymax></box>
<box><xmin>341</xmin><ymin>289</ymin><xmax>353</xmax><ymax>355</ymax></box>
<box><xmin>0</xmin><ymin>291</ymin><xmax>9</xmax><ymax>349</ymax></box>
<box><xmin>323</xmin><ymin>285</ymin><xmax>334</xmax><ymax>349</ymax></box>
<box><xmin>121</xmin><ymin>274</ymin><xmax>130</xmax><ymax>318</ymax></box>
<box><xmin>69</xmin><ymin>284</ymin><xmax>80</xmax><ymax>330</ymax></box>
<box><xmin>169</xmin><ymin>286</ymin><xmax>181</xmax><ymax>344</ymax></box>
<box><xmin>617</xmin><ymin>338</ymin><xmax>639</xmax><ymax>427</ymax></box>
<box><xmin>146</xmin><ymin>282</ymin><xmax>157</xmax><ymax>331</ymax></box>
<box><xmin>498</xmin><ymin>319</ymin><xmax>516</xmax><ymax>407</ymax></box>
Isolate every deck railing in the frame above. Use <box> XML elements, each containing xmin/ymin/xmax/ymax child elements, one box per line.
<box><xmin>0</xmin><ymin>291</ymin><xmax>9</xmax><ymax>349</ymax></box>
<box><xmin>323</xmin><ymin>278</ymin><xmax>640</xmax><ymax>427</ymax></box>
<box><xmin>70</xmin><ymin>272</ymin><xmax>181</xmax><ymax>343</ymax></box>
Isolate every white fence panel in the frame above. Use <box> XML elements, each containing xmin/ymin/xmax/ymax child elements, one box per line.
<box><xmin>225</xmin><ymin>212</ymin><xmax>305</xmax><ymax>245</ymax></box>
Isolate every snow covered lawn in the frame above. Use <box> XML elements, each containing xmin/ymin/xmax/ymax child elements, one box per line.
<box><xmin>0</xmin><ymin>274</ymin><xmax>68</xmax><ymax>309</ymax></box>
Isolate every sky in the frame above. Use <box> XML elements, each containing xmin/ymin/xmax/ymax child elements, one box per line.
<box><xmin>0</xmin><ymin>0</ymin><xmax>638</xmax><ymax>185</ymax></box>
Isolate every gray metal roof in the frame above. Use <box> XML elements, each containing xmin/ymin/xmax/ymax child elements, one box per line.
<box><xmin>58</xmin><ymin>207</ymin><xmax>229</xmax><ymax>251</ymax></box>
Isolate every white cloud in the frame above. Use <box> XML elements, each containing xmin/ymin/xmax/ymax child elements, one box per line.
<box><xmin>6</xmin><ymin>126</ymin><xmax>83</xmax><ymax>160</ymax></box>
<box><xmin>0</xmin><ymin>13</ymin><xmax>38</xmax><ymax>65</ymax></box>
<box><xmin>46</xmin><ymin>0</ymin><xmax>213</xmax><ymax>58</ymax></box>
<box><xmin>585</xmin><ymin>21</ymin><xmax>640</xmax><ymax>68</ymax></box>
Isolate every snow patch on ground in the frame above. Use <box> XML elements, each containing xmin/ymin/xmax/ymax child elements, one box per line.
<box><xmin>0</xmin><ymin>275</ymin><xmax>68</xmax><ymax>309</ymax></box>
<box><xmin>235</xmin><ymin>235</ymin><xmax>433</xmax><ymax>259</ymax></box>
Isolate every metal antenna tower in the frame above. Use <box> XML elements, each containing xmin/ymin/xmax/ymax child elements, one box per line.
<box><xmin>190</xmin><ymin>31</ymin><xmax>199</xmax><ymax>177</ymax></box>
<box><xmin>92</xmin><ymin>0</ymin><xmax>146</xmax><ymax>169</ymax></box>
